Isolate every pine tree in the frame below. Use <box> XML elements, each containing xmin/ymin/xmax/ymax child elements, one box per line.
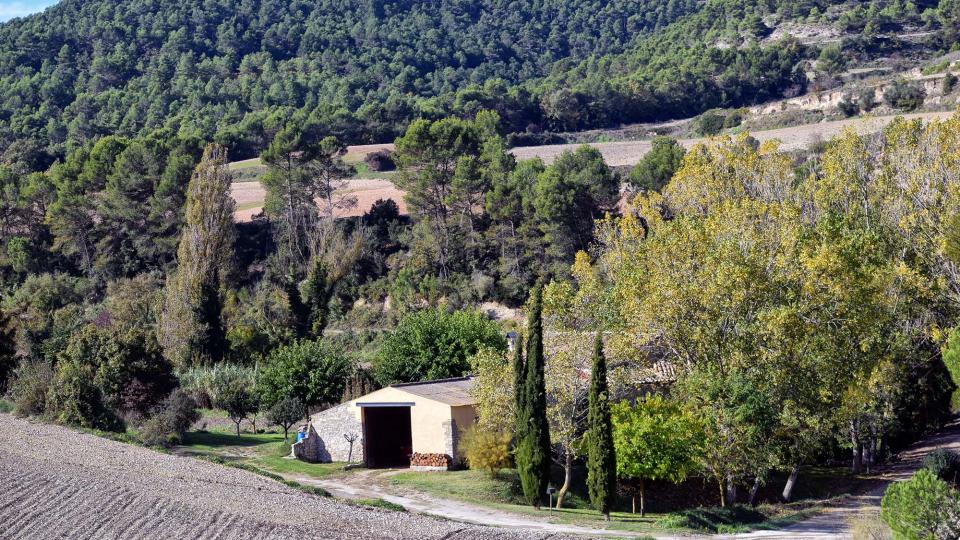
<box><xmin>516</xmin><ymin>284</ymin><xmax>551</xmax><ymax>508</ymax></box>
<box><xmin>587</xmin><ymin>332</ymin><xmax>617</xmax><ymax>519</ymax></box>
<box><xmin>160</xmin><ymin>144</ymin><xmax>235</xmax><ymax>366</ymax></box>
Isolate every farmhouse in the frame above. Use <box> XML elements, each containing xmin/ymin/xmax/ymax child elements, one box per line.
<box><xmin>293</xmin><ymin>376</ymin><xmax>477</xmax><ymax>470</ymax></box>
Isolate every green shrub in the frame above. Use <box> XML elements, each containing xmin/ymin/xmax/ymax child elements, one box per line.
<box><xmin>46</xmin><ymin>360</ymin><xmax>124</xmax><ymax>432</ymax></box>
<box><xmin>656</xmin><ymin>505</ymin><xmax>767</xmax><ymax>533</ymax></box>
<box><xmin>880</xmin><ymin>469</ymin><xmax>955</xmax><ymax>540</ymax></box>
<box><xmin>0</xmin><ymin>399</ymin><xmax>12</xmax><ymax>413</ymax></box>
<box><xmin>924</xmin><ymin>448</ymin><xmax>960</xmax><ymax>485</ymax></box>
<box><xmin>945</xmin><ymin>73</ymin><xmax>958</xmax><ymax>95</ymax></box>
<box><xmin>697</xmin><ymin>111</ymin><xmax>726</xmax><ymax>136</ymax></box>
<box><xmin>355</xmin><ymin>498</ymin><xmax>406</xmax><ymax>512</ymax></box>
<box><xmin>7</xmin><ymin>360</ymin><xmax>53</xmax><ymax>416</ymax></box>
<box><xmin>139</xmin><ymin>389</ymin><xmax>200</xmax><ymax>447</ymax></box>
<box><xmin>838</xmin><ymin>94</ymin><xmax>860</xmax><ymax>117</ymax></box>
<box><xmin>883</xmin><ymin>80</ymin><xmax>926</xmax><ymax>111</ymax></box>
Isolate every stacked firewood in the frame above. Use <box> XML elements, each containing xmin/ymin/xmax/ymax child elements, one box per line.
<box><xmin>410</xmin><ymin>453</ymin><xmax>452</xmax><ymax>468</ymax></box>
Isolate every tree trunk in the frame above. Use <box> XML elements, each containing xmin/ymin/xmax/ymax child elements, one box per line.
<box><xmin>782</xmin><ymin>464</ymin><xmax>800</xmax><ymax>502</ymax></box>
<box><xmin>234</xmin><ymin>420</ymin><xmax>241</xmax><ymax>438</ymax></box>
<box><xmin>718</xmin><ymin>477</ymin><xmax>726</xmax><ymax>508</ymax></box>
<box><xmin>748</xmin><ymin>477</ymin><xmax>762</xmax><ymax>507</ymax></box>
<box><xmin>555</xmin><ymin>450</ymin><xmax>573</xmax><ymax>509</ymax></box>
<box><xmin>639</xmin><ymin>478</ymin><xmax>646</xmax><ymax>517</ymax></box>
<box><xmin>852</xmin><ymin>425</ymin><xmax>863</xmax><ymax>473</ymax></box>
<box><xmin>726</xmin><ymin>474</ymin><xmax>737</xmax><ymax>506</ymax></box>
<box><xmin>631</xmin><ymin>495</ymin><xmax>636</xmax><ymax>514</ymax></box>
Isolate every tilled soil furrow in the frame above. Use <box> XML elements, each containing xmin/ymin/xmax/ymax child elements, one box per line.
<box><xmin>0</xmin><ymin>414</ymin><xmax>562</xmax><ymax>540</ymax></box>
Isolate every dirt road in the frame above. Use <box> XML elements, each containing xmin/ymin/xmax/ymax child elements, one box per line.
<box><xmin>510</xmin><ymin>110</ymin><xmax>954</xmax><ymax>167</ymax></box>
<box><xmin>0</xmin><ymin>414</ymin><xmax>557</xmax><ymax>540</ymax></box>
<box><xmin>301</xmin><ymin>418</ymin><xmax>960</xmax><ymax>540</ymax></box>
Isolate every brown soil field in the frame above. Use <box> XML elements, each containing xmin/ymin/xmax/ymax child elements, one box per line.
<box><xmin>231</xmin><ymin>111</ymin><xmax>954</xmax><ymax>222</ymax></box>
<box><xmin>232</xmin><ymin>178</ymin><xmax>407</xmax><ymax>222</ymax></box>
<box><xmin>0</xmin><ymin>414</ymin><xmax>556</xmax><ymax>539</ymax></box>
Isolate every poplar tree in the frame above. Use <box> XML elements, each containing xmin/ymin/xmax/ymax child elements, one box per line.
<box><xmin>160</xmin><ymin>144</ymin><xmax>235</xmax><ymax>366</ymax></box>
<box><xmin>587</xmin><ymin>332</ymin><xmax>616</xmax><ymax>519</ymax></box>
<box><xmin>516</xmin><ymin>284</ymin><xmax>551</xmax><ymax>508</ymax></box>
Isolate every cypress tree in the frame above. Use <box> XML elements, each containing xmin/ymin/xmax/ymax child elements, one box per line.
<box><xmin>516</xmin><ymin>284</ymin><xmax>551</xmax><ymax>508</ymax></box>
<box><xmin>303</xmin><ymin>258</ymin><xmax>331</xmax><ymax>339</ymax></box>
<box><xmin>512</xmin><ymin>331</ymin><xmax>526</xmax><ymax>432</ymax></box>
<box><xmin>587</xmin><ymin>332</ymin><xmax>616</xmax><ymax>519</ymax></box>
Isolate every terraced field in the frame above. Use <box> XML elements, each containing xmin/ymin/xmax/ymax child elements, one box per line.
<box><xmin>0</xmin><ymin>414</ymin><xmax>555</xmax><ymax>540</ymax></box>
<box><xmin>230</xmin><ymin>111</ymin><xmax>954</xmax><ymax>222</ymax></box>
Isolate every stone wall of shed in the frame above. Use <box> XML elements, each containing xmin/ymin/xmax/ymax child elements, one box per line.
<box><xmin>298</xmin><ymin>403</ymin><xmax>363</xmax><ymax>463</ymax></box>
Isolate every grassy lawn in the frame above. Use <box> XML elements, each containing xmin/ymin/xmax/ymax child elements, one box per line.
<box><xmin>180</xmin><ymin>428</ymin><xmax>352</xmax><ymax>480</ymax></box>
<box><xmin>390</xmin><ymin>468</ymin><xmax>823</xmax><ymax>534</ymax></box>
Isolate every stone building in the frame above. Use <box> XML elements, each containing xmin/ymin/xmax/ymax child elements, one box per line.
<box><xmin>292</xmin><ymin>376</ymin><xmax>477</xmax><ymax>470</ymax></box>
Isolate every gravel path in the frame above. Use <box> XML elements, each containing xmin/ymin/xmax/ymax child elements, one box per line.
<box><xmin>0</xmin><ymin>414</ymin><xmax>558</xmax><ymax>540</ymax></box>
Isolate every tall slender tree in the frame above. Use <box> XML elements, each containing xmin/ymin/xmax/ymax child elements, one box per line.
<box><xmin>512</xmin><ymin>331</ymin><xmax>526</xmax><ymax>429</ymax></box>
<box><xmin>586</xmin><ymin>332</ymin><xmax>616</xmax><ymax>519</ymax></box>
<box><xmin>516</xmin><ymin>284</ymin><xmax>551</xmax><ymax>508</ymax></box>
<box><xmin>160</xmin><ymin>144</ymin><xmax>235</xmax><ymax>366</ymax></box>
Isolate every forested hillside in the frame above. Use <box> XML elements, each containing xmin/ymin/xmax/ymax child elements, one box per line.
<box><xmin>6</xmin><ymin>0</ymin><xmax>957</xmax><ymax>172</ymax></box>
<box><xmin>0</xmin><ymin>0</ymin><xmax>699</xmax><ymax>170</ymax></box>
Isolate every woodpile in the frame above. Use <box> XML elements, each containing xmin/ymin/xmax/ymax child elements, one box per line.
<box><xmin>410</xmin><ymin>453</ymin><xmax>452</xmax><ymax>468</ymax></box>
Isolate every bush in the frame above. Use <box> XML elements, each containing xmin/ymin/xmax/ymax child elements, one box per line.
<box><xmin>46</xmin><ymin>360</ymin><xmax>124</xmax><ymax>432</ymax></box>
<box><xmin>461</xmin><ymin>425</ymin><xmax>511</xmax><ymax>477</ymax></box>
<box><xmin>7</xmin><ymin>360</ymin><xmax>53</xmax><ymax>416</ymax></box>
<box><xmin>630</xmin><ymin>136</ymin><xmax>686</xmax><ymax>192</ymax></box>
<box><xmin>880</xmin><ymin>469</ymin><xmax>955</xmax><ymax>540</ymax></box>
<box><xmin>924</xmin><ymin>448</ymin><xmax>960</xmax><ymax>485</ymax></box>
<box><xmin>697</xmin><ymin>111</ymin><xmax>726</xmax><ymax>136</ymax></box>
<box><xmin>364</xmin><ymin>149</ymin><xmax>395</xmax><ymax>172</ymax></box>
<box><xmin>883</xmin><ymin>80</ymin><xmax>926</xmax><ymax>111</ymax></box>
<box><xmin>838</xmin><ymin>94</ymin><xmax>860</xmax><ymax>117</ymax></box>
<box><xmin>944</xmin><ymin>73</ymin><xmax>958</xmax><ymax>95</ymax></box>
<box><xmin>140</xmin><ymin>389</ymin><xmax>200</xmax><ymax>447</ymax></box>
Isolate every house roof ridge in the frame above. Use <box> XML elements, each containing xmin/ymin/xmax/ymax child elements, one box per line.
<box><xmin>391</xmin><ymin>375</ymin><xmax>474</xmax><ymax>388</ymax></box>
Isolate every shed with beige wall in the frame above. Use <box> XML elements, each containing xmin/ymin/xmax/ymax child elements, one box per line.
<box><xmin>294</xmin><ymin>377</ymin><xmax>477</xmax><ymax>470</ymax></box>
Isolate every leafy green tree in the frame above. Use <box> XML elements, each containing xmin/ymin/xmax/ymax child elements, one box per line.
<box><xmin>586</xmin><ymin>333</ymin><xmax>616</xmax><ymax>519</ymax></box>
<box><xmin>515</xmin><ymin>285</ymin><xmax>551</xmax><ymax>508</ymax></box>
<box><xmin>630</xmin><ymin>136</ymin><xmax>686</xmax><ymax>192</ymax></box>
<box><xmin>374</xmin><ymin>309</ymin><xmax>505</xmax><ymax>384</ymax></box>
<box><xmin>256</xmin><ymin>339</ymin><xmax>353</xmax><ymax>410</ymax></box>
<box><xmin>160</xmin><ymin>144</ymin><xmax>235</xmax><ymax>366</ymax></box>
<box><xmin>612</xmin><ymin>396</ymin><xmax>702</xmax><ymax>515</ymax></box>
<box><xmin>210</xmin><ymin>367</ymin><xmax>258</xmax><ymax>437</ymax></box>
<box><xmin>266</xmin><ymin>396</ymin><xmax>307</xmax><ymax>440</ymax></box>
